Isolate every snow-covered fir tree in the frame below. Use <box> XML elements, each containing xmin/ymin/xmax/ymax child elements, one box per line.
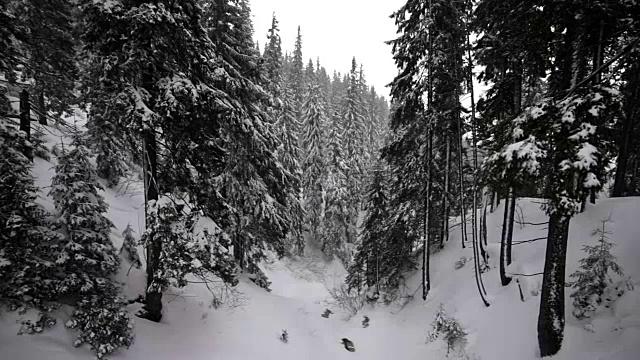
<box><xmin>49</xmin><ymin>134</ymin><xmax>119</xmax><ymax>296</ymax></box>
<box><xmin>567</xmin><ymin>217</ymin><xmax>633</xmax><ymax>320</ymax></box>
<box><xmin>301</xmin><ymin>77</ymin><xmax>327</xmax><ymax>246</ymax></box>
<box><xmin>346</xmin><ymin>161</ymin><xmax>389</xmax><ymax>293</ymax></box>
<box><xmin>0</xmin><ymin>120</ymin><xmax>59</xmax><ymax>310</ymax></box>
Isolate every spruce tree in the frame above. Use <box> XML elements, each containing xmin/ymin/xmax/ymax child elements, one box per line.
<box><xmin>301</xmin><ymin>78</ymin><xmax>326</xmax><ymax>245</ymax></box>
<box><xmin>0</xmin><ymin>120</ymin><xmax>59</xmax><ymax>309</ymax></box>
<box><xmin>49</xmin><ymin>135</ymin><xmax>119</xmax><ymax>295</ymax></box>
<box><xmin>346</xmin><ymin>161</ymin><xmax>389</xmax><ymax>293</ymax></box>
<box><xmin>19</xmin><ymin>0</ymin><xmax>78</xmax><ymax>124</ymax></box>
<box><xmin>49</xmin><ymin>135</ymin><xmax>133</xmax><ymax>358</ymax></box>
<box><xmin>340</xmin><ymin>58</ymin><xmax>367</xmax><ymax>244</ymax></box>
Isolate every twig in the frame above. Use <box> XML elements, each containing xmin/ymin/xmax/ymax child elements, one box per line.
<box><xmin>513</xmin><ymin>237</ymin><xmax>546</xmax><ymax>245</ymax></box>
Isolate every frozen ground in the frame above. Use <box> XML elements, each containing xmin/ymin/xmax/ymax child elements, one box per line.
<box><xmin>1</xmin><ymin>120</ymin><xmax>639</xmax><ymax>360</ymax></box>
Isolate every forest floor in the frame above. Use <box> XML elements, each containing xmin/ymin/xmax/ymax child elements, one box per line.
<box><xmin>1</xmin><ymin>119</ymin><xmax>639</xmax><ymax>360</ymax></box>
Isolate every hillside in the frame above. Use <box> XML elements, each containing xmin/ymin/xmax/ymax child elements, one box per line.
<box><xmin>1</xmin><ymin>121</ymin><xmax>638</xmax><ymax>360</ymax></box>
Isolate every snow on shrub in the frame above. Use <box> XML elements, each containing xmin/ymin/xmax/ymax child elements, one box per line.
<box><xmin>567</xmin><ymin>216</ymin><xmax>634</xmax><ymax>320</ymax></box>
<box><xmin>427</xmin><ymin>304</ymin><xmax>468</xmax><ymax>356</ymax></box>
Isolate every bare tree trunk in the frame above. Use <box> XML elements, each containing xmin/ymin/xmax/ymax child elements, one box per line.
<box><xmin>500</xmin><ymin>188</ymin><xmax>514</xmax><ymax>286</ymax></box>
<box><xmin>422</xmin><ymin>127</ymin><xmax>432</xmax><ymax>300</ymax></box>
<box><xmin>440</xmin><ymin>135</ymin><xmax>451</xmax><ymax>248</ymax></box>
<box><xmin>422</xmin><ymin>0</ymin><xmax>434</xmax><ymax>301</ymax></box>
<box><xmin>142</xmin><ymin>127</ymin><xmax>162</xmax><ymax>322</ymax></box>
<box><xmin>141</xmin><ymin>69</ymin><xmax>162</xmax><ymax>322</ymax></box>
<box><xmin>538</xmin><ymin>212</ymin><xmax>570</xmax><ymax>357</ymax></box>
<box><xmin>37</xmin><ymin>88</ymin><xmax>46</xmax><ymax>126</ymax></box>
<box><xmin>19</xmin><ymin>90</ymin><xmax>30</xmax><ymax>142</ymax></box>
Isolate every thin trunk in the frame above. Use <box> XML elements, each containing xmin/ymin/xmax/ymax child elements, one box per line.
<box><xmin>19</xmin><ymin>90</ymin><xmax>30</xmax><ymax>142</ymax></box>
<box><xmin>506</xmin><ymin>193</ymin><xmax>516</xmax><ymax>264</ymax></box>
<box><xmin>423</xmin><ymin>127</ymin><xmax>432</xmax><ymax>300</ymax></box>
<box><xmin>455</xmin><ymin>66</ymin><xmax>467</xmax><ymax>250</ymax></box>
<box><xmin>38</xmin><ymin>88</ymin><xmax>46</xmax><ymax>125</ymax></box>
<box><xmin>612</xmin><ymin>76</ymin><xmax>639</xmax><ymax>196</ymax></box>
<box><xmin>141</xmin><ymin>69</ymin><xmax>162</xmax><ymax>322</ymax></box>
<box><xmin>593</xmin><ymin>19</ymin><xmax>605</xmax><ymax>85</ymax></box>
<box><xmin>142</xmin><ymin>127</ymin><xmax>162</xmax><ymax>322</ymax></box>
<box><xmin>490</xmin><ymin>191</ymin><xmax>496</xmax><ymax>213</ymax></box>
<box><xmin>538</xmin><ymin>212</ymin><xmax>570</xmax><ymax>357</ymax></box>
<box><xmin>500</xmin><ymin>188</ymin><xmax>513</xmax><ymax>286</ymax></box>
<box><xmin>422</xmin><ymin>0</ymin><xmax>433</xmax><ymax>301</ymax></box>
<box><xmin>481</xmin><ymin>190</ymin><xmax>488</xmax><ymax>246</ymax></box>
<box><xmin>441</xmin><ymin>135</ymin><xmax>451</xmax><ymax>248</ymax></box>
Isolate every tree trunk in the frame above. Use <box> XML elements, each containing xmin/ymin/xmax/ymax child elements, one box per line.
<box><xmin>142</xmin><ymin>127</ymin><xmax>162</xmax><ymax>322</ymax></box>
<box><xmin>440</xmin><ymin>134</ymin><xmax>451</xmax><ymax>248</ymax></box>
<box><xmin>19</xmin><ymin>90</ymin><xmax>30</xmax><ymax>142</ymax></box>
<box><xmin>500</xmin><ymin>188</ymin><xmax>514</xmax><ymax>286</ymax></box>
<box><xmin>422</xmin><ymin>127</ymin><xmax>432</xmax><ymax>300</ymax></box>
<box><xmin>38</xmin><ymin>88</ymin><xmax>46</xmax><ymax>125</ymax></box>
<box><xmin>612</xmin><ymin>84</ymin><xmax>638</xmax><ymax>196</ymax></box>
<box><xmin>538</xmin><ymin>212</ymin><xmax>570</xmax><ymax>357</ymax></box>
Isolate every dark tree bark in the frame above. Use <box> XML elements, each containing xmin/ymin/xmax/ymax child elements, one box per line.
<box><xmin>422</xmin><ymin>126</ymin><xmax>432</xmax><ymax>300</ymax></box>
<box><xmin>19</xmin><ymin>89</ymin><xmax>30</xmax><ymax>141</ymax></box>
<box><xmin>538</xmin><ymin>212</ymin><xmax>570</xmax><ymax>357</ymax></box>
<box><xmin>499</xmin><ymin>188</ymin><xmax>515</xmax><ymax>286</ymax></box>
<box><xmin>142</xmin><ymin>127</ymin><xmax>162</xmax><ymax>322</ymax></box>
<box><xmin>38</xmin><ymin>88</ymin><xmax>46</xmax><ymax>125</ymax></box>
<box><xmin>440</xmin><ymin>134</ymin><xmax>451</xmax><ymax>248</ymax></box>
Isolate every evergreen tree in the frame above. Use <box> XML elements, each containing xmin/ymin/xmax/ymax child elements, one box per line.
<box><xmin>49</xmin><ymin>134</ymin><xmax>133</xmax><ymax>358</ymax></box>
<box><xmin>0</xmin><ymin>120</ymin><xmax>59</xmax><ymax>309</ymax></box>
<box><xmin>82</xmin><ymin>0</ymin><xmax>245</xmax><ymax>321</ymax></box>
<box><xmin>263</xmin><ymin>13</ymin><xmax>283</xmax><ymax>99</ymax></box>
<box><xmin>49</xmin><ymin>135</ymin><xmax>119</xmax><ymax>295</ymax></box>
<box><xmin>18</xmin><ymin>0</ymin><xmax>78</xmax><ymax>125</ymax></box>
<box><xmin>567</xmin><ymin>217</ymin><xmax>633</xmax><ymax>320</ymax></box>
<box><xmin>346</xmin><ymin>161</ymin><xmax>389</xmax><ymax>293</ymax></box>
<box><xmin>301</xmin><ymin>78</ymin><xmax>326</xmax><ymax>245</ymax></box>
<box><xmin>290</xmin><ymin>26</ymin><xmax>305</xmax><ymax>111</ymax></box>
<box><xmin>262</xmin><ymin>13</ymin><xmax>304</xmax><ymax>255</ymax></box>
<box><xmin>120</xmin><ymin>224</ymin><xmax>142</xmax><ymax>269</ymax></box>
<box><xmin>340</xmin><ymin>57</ymin><xmax>367</xmax><ymax>243</ymax></box>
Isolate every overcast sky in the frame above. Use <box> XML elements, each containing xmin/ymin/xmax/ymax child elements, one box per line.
<box><xmin>251</xmin><ymin>0</ymin><xmax>406</xmax><ymax>99</ymax></box>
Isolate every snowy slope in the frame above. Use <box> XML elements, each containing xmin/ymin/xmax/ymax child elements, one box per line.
<box><xmin>1</xmin><ymin>120</ymin><xmax>639</xmax><ymax>360</ymax></box>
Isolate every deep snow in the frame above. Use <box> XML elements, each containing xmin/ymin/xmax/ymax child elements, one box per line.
<box><xmin>1</xmin><ymin>120</ymin><xmax>639</xmax><ymax>360</ymax></box>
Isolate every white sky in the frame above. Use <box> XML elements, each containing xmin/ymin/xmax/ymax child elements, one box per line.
<box><xmin>251</xmin><ymin>0</ymin><xmax>406</xmax><ymax>99</ymax></box>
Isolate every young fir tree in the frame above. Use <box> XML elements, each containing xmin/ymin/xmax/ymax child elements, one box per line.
<box><xmin>49</xmin><ymin>134</ymin><xmax>133</xmax><ymax>358</ymax></box>
<box><xmin>120</xmin><ymin>224</ymin><xmax>142</xmax><ymax>269</ymax></box>
<box><xmin>49</xmin><ymin>135</ymin><xmax>119</xmax><ymax>295</ymax></box>
<box><xmin>567</xmin><ymin>217</ymin><xmax>633</xmax><ymax>320</ymax></box>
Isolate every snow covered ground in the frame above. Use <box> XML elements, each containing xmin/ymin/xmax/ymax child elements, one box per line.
<box><xmin>1</xmin><ymin>120</ymin><xmax>639</xmax><ymax>360</ymax></box>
